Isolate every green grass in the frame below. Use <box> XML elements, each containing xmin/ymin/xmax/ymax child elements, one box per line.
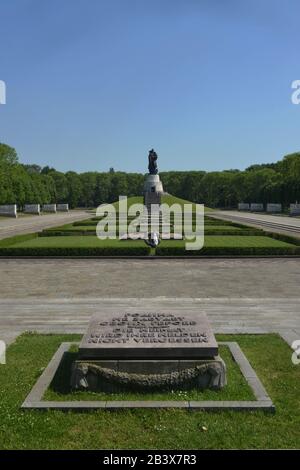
<box><xmin>44</xmin><ymin>344</ymin><xmax>253</xmax><ymax>402</ymax></box>
<box><xmin>160</xmin><ymin>236</ymin><xmax>297</xmax><ymax>249</ymax></box>
<box><xmin>110</xmin><ymin>195</ymin><xmax>214</xmax><ymax>212</ymax></box>
<box><xmin>0</xmin><ymin>333</ymin><xmax>299</xmax><ymax>449</ymax></box>
<box><xmin>162</xmin><ymin>194</ymin><xmax>213</xmax><ymax>212</ymax></box>
<box><xmin>9</xmin><ymin>235</ymin><xmax>292</xmax><ymax>250</ymax></box>
<box><xmin>10</xmin><ymin>236</ymin><xmax>145</xmax><ymax>248</ymax></box>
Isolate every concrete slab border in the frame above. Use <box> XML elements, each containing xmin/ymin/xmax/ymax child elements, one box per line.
<box><xmin>21</xmin><ymin>341</ymin><xmax>275</xmax><ymax>411</ymax></box>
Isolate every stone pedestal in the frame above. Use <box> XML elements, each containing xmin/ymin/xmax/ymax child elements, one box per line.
<box><xmin>143</xmin><ymin>174</ymin><xmax>164</xmax><ymax>194</ymax></box>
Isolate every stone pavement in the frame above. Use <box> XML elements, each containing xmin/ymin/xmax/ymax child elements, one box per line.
<box><xmin>0</xmin><ymin>259</ymin><xmax>299</xmax><ymax>346</ymax></box>
<box><xmin>210</xmin><ymin>210</ymin><xmax>300</xmax><ymax>238</ymax></box>
<box><xmin>0</xmin><ymin>210</ymin><xmax>89</xmax><ymax>240</ymax></box>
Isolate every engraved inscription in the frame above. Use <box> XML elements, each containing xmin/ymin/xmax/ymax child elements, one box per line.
<box><xmin>87</xmin><ymin>313</ymin><xmax>209</xmax><ymax>344</ymax></box>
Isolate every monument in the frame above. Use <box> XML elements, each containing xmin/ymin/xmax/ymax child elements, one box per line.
<box><xmin>71</xmin><ymin>311</ymin><xmax>226</xmax><ymax>392</ymax></box>
<box><xmin>70</xmin><ymin>151</ymin><xmax>226</xmax><ymax>393</ymax></box>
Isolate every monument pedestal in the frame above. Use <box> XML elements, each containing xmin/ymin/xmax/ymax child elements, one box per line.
<box><xmin>143</xmin><ymin>174</ymin><xmax>164</xmax><ymax>194</ymax></box>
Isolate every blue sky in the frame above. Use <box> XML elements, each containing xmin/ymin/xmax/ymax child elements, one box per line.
<box><xmin>0</xmin><ymin>0</ymin><xmax>299</xmax><ymax>173</ymax></box>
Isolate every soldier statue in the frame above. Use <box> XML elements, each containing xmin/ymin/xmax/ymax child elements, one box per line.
<box><xmin>148</xmin><ymin>149</ymin><xmax>158</xmax><ymax>175</ymax></box>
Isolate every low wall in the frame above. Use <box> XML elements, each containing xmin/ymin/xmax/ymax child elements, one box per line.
<box><xmin>0</xmin><ymin>205</ymin><xmax>17</xmax><ymax>218</ymax></box>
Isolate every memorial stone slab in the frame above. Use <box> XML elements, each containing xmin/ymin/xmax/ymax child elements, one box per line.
<box><xmin>79</xmin><ymin>311</ymin><xmax>218</xmax><ymax>359</ymax></box>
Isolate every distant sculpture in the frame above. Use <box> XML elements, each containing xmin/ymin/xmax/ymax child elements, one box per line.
<box><xmin>148</xmin><ymin>149</ymin><xmax>158</xmax><ymax>175</ymax></box>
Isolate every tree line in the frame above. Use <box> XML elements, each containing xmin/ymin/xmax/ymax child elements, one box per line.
<box><xmin>1</xmin><ymin>142</ymin><xmax>300</xmax><ymax>208</ymax></box>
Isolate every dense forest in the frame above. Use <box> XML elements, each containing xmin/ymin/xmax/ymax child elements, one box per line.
<box><xmin>0</xmin><ymin>142</ymin><xmax>300</xmax><ymax>209</ymax></box>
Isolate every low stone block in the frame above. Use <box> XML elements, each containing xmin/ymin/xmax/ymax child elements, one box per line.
<box><xmin>290</xmin><ymin>204</ymin><xmax>300</xmax><ymax>216</ymax></box>
<box><xmin>24</xmin><ymin>204</ymin><xmax>40</xmax><ymax>215</ymax></box>
<box><xmin>250</xmin><ymin>203</ymin><xmax>264</xmax><ymax>211</ymax></box>
<box><xmin>42</xmin><ymin>204</ymin><xmax>57</xmax><ymax>213</ymax></box>
<box><xmin>0</xmin><ymin>204</ymin><xmax>17</xmax><ymax>218</ymax></box>
<box><xmin>266</xmin><ymin>203</ymin><xmax>282</xmax><ymax>213</ymax></box>
<box><xmin>57</xmin><ymin>204</ymin><xmax>69</xmax><ymax>212</ymax></box>
<box><xmin>238</xmin><ymin>203</ymin><xmax>250</xmax><ymax>211</ymax></box>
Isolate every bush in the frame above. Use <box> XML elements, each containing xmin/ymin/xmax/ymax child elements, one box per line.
<box><xmin>0</xmin><ymin>245</ymin><xmax>151</xmax><ymax>257</ymax></box>
<box><xmin>203</xmin><ymin>230</ymin><xmax>263</xmax><ymax>236</ymax></box>
<box><xmin>156</xmin><ymin>245</ymin><xmax>300</xmax><ymax>256</ymax></box>
<box><xmin>39</xmin><ymin>230</ymin><xmax>96</xmax><ymax>237</ymax></box>
<box><xmin>266</xmin><ymin>232</ymin><xmax>300</xmax><ymax>246</ymax></box>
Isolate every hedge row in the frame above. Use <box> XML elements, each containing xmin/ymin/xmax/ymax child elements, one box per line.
<box><xmin>155</xmin><ymin>245</ymin><xmax>300</xmax><ymax>256</ymax></box>
<box><xmin>73</xmin><ymin>220</ymin><xmax>98</xmax><ymax>226</ymax></box>
<box><xmin>39</xmin><ymin>230</ymin><xmax>96</xmax><ymax>237</ymax></box>
<box><xmin>0</xmin><ymin>245</ymin><xmax>151</xmax><ymax>257</ymax></box>
<box><xmin>40</xmin><ymin>228</ymin><xmax>265</xmax><ymax>238</ymax></box>
<box><xmin>266</xmin><ymin>232</ymin><xmax>300</xmax><ymax>246</ymax></box>
<box><xmin>200</xmin><ymin>230</ymin><xmax>263</xmax><ymax>236</ymax></box>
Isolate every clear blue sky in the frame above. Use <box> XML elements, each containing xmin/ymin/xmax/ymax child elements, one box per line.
<box><xmin>0</xmin><ymin>0</ymin><xmax>299</xmax><ymax>173</ymax></box>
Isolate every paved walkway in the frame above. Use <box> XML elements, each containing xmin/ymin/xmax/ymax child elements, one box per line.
<box><xmin>0</xmin><ymin>210</ymin><xmax>89</xmax><ymax>240</ymax></box>
<box><xmin>210</xmin><ymin>210</ymin><xmax>300</xmax><ymax>238</ymax></box>
<box><xmin>0</xmin><ymin>259</ymin><xmax>299</xmax><ymax>345</ymax></box>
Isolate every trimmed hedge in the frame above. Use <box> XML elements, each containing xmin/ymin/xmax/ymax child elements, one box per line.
<box><xmin>266</xmin><ymin>232</ymin><xmax>300</xmax><ymax>246</ymax></box>
<box><xmin>201</xmin><ymin>230</ymin><xmax>264</xmax><ymax>236</ymax></box>
<box><xmin>155</xmin><ymin>245</ymin><xmax>300</xmax><ymax>256</ymax></box>
<box><xmin>41</xmin><ymin>229</ymin><xmax>262</xmax><ymax>237</ymax></box>
<box><xmin>0</xmin><ymin>245</ymin><xmax>151</xmax><ymax>257</ymax></box>
<box><xmin>39</xmin><ymin>230</ymin><xmax>96</xmax><ymax>237</ymax></box>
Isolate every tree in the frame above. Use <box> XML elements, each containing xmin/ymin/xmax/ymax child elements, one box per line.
<box><xmin>0</xmin><ymin>142</ymin><xmax>18</xmax><ymax>167</ymax></box>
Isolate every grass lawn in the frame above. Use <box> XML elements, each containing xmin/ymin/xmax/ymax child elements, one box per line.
<box><xmin>10</xmin><ymin>236</ymin><xmax>145</xmax><ymax>248</ymax></box>
<box><xmin>5</xmin><ymin>235</ymin><xmax>297</xmax><ymax>254</ymax></box>
<box><xmin>0</xmin><ymin>333</ymin><xmax>299</xmax><ymax>449</ymax></box>
<box><xmin>160</xmin><ymin>236</ymin><xmax>297</xmax><ymax>249</ymax></box>
<box><xmin>111</xmin><ymin>195</ymin><xmax>214</xmax><ymax>212</ymax></box>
